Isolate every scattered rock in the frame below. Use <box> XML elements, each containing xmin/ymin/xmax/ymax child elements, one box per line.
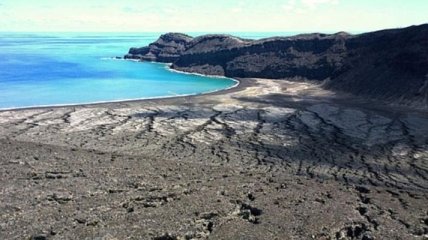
<box><xmin>199</xmin><ymin>211</ymin><xmax>218</xmax><ymax>220</ymax></box>
<box><xmin>247</xmin><ymin>192</ymin><xmax>255</xmax><ymax>201</ymax></box>
<box><xmin>47</xmin><ymin>192</ymin><xmax>73</xmax><ymax>204</ymax></box>
<box><xmin>45</xmin><ymin>171</ymin><xmax>71</xmax><ymax>179</ymax></box>
<box><xmin>233</xmin><ymin>202</ymin><xmax>262</xmax><ymax>224</ymax></box>
<box><xmin>153</xmin><ymin>233</ymin><xmax>177</xmax><ymax>240</ymax></box>
<box><xmin>30</xmin><ymin>234</ymin><xmax>47</xmax><ymax>240</ymax></box>
<box><xmin>315</xmin><ymin>197</ymin><xmax>326</xmax><ymax>204</ymax></box>
<box><xmin>131</xmin><ymin>193</ymin><xmax>178</xmax><ymax>208</ymax></box>
<box><xmin>357</xmin><ymin>206</ymin><xmax>368</xmax><ymax>215</ymax></box>
<box><xmin>355</xmin><ymin>186</ymin><xmax>370</xmax><ymax>194</ymax></box>
<box><xmin>334</xmin><ymin>223</ymin><xmax>371</xmax><ymax>240</ymax></box>
<box><xmin>74</xmin><ymin>217</ymin><xmax>86</xmax><ymax>224</ymax></box>
<box><xmin>108</xmin><ymin>189</ymin><xmax>126</xmax><ymax>194</ymax></box>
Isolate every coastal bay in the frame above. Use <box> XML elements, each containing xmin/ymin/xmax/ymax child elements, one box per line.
<box><xmin>0</xmin><ymin>33</ymin><xmax>237</xmax><ymax>110</ymax></box>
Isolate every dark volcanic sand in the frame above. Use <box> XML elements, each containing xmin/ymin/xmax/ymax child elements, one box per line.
<box><xmin>0</xmin><ymin>79</ymin><xmax>427</xmax><ymax>240</ymax></box>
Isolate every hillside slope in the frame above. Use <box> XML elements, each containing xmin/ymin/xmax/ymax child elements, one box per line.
<box><xmin>125</xmin><ymin>24</ymin><xmax>428</xmax><ymax>105</ymax></box>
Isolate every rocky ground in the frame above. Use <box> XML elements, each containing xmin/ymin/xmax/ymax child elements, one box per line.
<box><xmin>0</xmin><ymin>78</ymin><xmax>427</xmax><ymax>239</ymax></box>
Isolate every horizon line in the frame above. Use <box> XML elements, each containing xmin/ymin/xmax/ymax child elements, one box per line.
<box><xmin>1</xmin><ymin>23</ymin><xmax>426</xmax><ymax>35</ymax></box>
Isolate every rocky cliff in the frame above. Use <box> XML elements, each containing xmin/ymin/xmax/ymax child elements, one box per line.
<box><xmin>126</xmin><ymin>33</ymin><xmax>193</xmax><ymax>62</ymax></box>
<box><xmin>125</xmin><ymin>24</ymin><xmax>428</xmax><ymax>105</ymax></box>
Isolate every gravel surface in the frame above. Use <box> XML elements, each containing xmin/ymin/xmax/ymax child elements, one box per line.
<box><xmin>1</xmin><ymin>79</ymin><xmax>427</xmax><ymax>239</ymax></box>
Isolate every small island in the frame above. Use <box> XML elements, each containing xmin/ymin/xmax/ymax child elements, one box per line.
<box><xmin>1</xmin><ymin>24</ymin><xmax>428</xmax><ymax>239</ymax></box>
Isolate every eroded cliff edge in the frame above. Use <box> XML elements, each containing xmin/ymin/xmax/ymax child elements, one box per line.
<box><xmin>125</xmin><ymin>24</ymin><xmax>428</xmax><ymax>106</ymax></box>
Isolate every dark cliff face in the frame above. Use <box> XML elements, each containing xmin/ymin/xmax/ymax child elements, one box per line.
<box><xmin>174</xmin><ymin>33</ymin><xmax>350</xmax><ymax>79</ymax></box>
<box><xmin>125</xmin><ymin>24</ymin><xmax>428</xmax><ymax>104</ymax></box>
<box><xmin>125</xmin><ymin>32</ymin><xmax>193</xmax><ymax>62</ymax></box>
<box><xmin>326</xmin><ymin>25</ymin><xmax>428</xmax><ymax>103</ymax></box>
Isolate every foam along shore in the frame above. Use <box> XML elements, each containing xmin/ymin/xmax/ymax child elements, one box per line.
<box><xmin>0</xmin><ymin>61</ymin><xmax>239</xmax><ymax>112</ymax></box>
<box><xmin>0</xmin><ymin>78</ymin><xmax>239</xmax><ymax>112</ymax></box>
<box><xmin>1</xmin><ymin>77</ymin><xmax>427</xmax><ymax>239</ymax></box>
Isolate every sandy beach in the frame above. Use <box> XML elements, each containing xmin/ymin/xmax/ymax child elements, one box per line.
<box><xmin>1</xmin><ymin>78</ymin><xmax>427</xmax><ymax>239</ymax></box>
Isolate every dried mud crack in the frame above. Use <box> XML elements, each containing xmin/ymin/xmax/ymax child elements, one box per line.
<box><xmin>0</xmin><ymin>79</ymin><xmax>427</xmax><ymax>239</ymax></box>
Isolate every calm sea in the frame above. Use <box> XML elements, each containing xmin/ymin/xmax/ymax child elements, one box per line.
<box><xmin>0</xmin><ymin>32</ymin><xmax>297</xmax><ymax>109</ymax></box>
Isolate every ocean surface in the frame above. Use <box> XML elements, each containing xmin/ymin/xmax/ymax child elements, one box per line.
<box><xmin>0</xmin><ymin>32</ymin><xmax>297</xmax><ymax>109</ymax></box>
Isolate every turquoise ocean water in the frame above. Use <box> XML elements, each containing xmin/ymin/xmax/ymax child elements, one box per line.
<box><xmin>0</xmin><ymin>32</ymin><xmax>297</xmax><ymax>109</ymax></box>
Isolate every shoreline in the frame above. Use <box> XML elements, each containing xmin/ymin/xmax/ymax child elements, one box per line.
<box><xmin>1</xmin><ymin>75</ymin><xmax>427</xmax><ymax>116</ymax></box>
<box><xmin>2</xmin><ymin>60</ymin><xmax>426</xmax><ymax>114</ymax></box>
<box><xmin>0</xmin><ymin>63</ymin><xmax>246</xmax><ymax>112</ymax></box>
